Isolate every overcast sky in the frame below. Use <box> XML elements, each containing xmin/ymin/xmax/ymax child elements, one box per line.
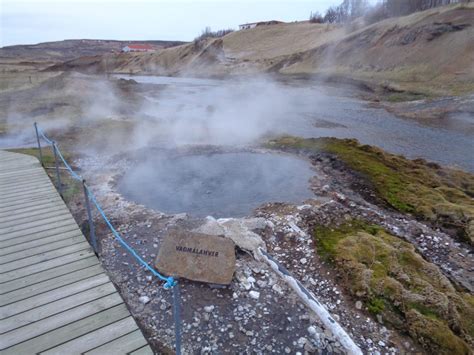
<box><xmin>1</xmin><ymin>0</ymin><xmax>353</xmax><ymax>47</ymax></box>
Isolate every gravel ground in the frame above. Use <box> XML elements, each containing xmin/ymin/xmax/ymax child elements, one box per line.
<box><xmin>64</xmin><ymin>148</ymin><xmax>472</xmax><ymax>354</ymax></box>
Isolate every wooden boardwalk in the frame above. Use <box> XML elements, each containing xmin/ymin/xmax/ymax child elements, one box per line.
<box><xmin>0</xmin><ymin>150</ymin><xmax>153</xmax><ymax>354</ymax></box>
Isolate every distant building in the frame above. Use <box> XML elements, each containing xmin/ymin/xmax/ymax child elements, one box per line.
<box><xmin>122</xmin><ymin>44</ymin><xmax>155</xmax><ymax>53</ymax></box>
<box><xmin>239</xmin><ymin>20</ymin><xmax>284</xmax><ymax>30</ymax></box>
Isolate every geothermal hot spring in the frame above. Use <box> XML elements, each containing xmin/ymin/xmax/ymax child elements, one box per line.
<box><xmin>117</xmin><ymin>151</ymin><xmax>315</xmax><ymax>217</ymax></box>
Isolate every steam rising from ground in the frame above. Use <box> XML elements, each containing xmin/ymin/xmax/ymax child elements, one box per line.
<box><xmin>128</xmin><ymin>75</ymin><xmax>323</xmax><ymax>150</ymax></box>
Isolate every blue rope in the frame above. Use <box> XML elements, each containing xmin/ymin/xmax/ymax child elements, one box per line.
<box><xmin>34</xmin><ymin>124</ymin><xmax>176</xmax><ymax>290</ymax></box>
<box><xmin>37</xmin><ymin>126</ymin><xmax>54</xmax><ymax>145</ymax></box>
<box><xmin>54</xmin><ymin>143</ymin><xmax>83</xmax><ymax>181</ymax></box>
<box><xmin>86</xmin><ymin>183</ymin><xmax>176</xmax><ymax>289</ymax></box>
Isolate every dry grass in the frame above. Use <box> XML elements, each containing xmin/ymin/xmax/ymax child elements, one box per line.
<box><xmin>132</xmin><ymin>3</ymin><xmax>473</xmax><ymax>96</ymax></box>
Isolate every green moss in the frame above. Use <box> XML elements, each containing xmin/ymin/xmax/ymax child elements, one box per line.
<box><xmin>313</xmin><ymin>221</ymin><xmax>474</xmax><ymax>353</ymax></box>
<box><xmin>385</xmin><ymin>91</ymin><xmax>428</xmax><ymax>103</ymax></box>
<box><xmin>368</xmin><ymin>297</ymin><xmax>385</xmax><ymax>315</ymax></box>
<box><xmin>314</xmin><ymin>220</ymin><xmax>381</xmax><ymax>261</ymax></box>
<box><xmin>267</xmin><ymin>136</ymin><xmax>474</xmax><ymax>243</ymax></box>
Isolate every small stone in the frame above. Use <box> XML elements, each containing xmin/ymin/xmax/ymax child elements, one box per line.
<box><xmin>284</xmin><ymin>347</ymin><xmax>291</xmax><ymax>354</ymax></box>
<box><xmin>272</xmin><ymin>284</ymin><xmax>283</xmax><ymax>294</ymax></box>
<box><xmin>376</xmin><ymin>314</ymin><xmax>383</xmax><ymax>323</ymax></box>
<box><xmin>308</xmin><ymin>326</ymin><xmax>317</xmax><ymax>336</ymax></box>
<box><xmin>139</xmin><ymin>296</ymin><xmax>150</xmax><ymax>304</ymax></box>
<box><xmin>204</xmin><ymin>305</ymin><xmax>215</xmax><ymax>313</ymax></box>
<box><xmin>378</xmin><ymin>340</ymin><xmax>385</xmax><ymax>347</ymax></box>
<box><xmin>256</xmin><ymin>280</ymin><xmax>267</xmax><ymax>288</ymax></box>
<box><xmin>249</xmin><ymin>291</ymin><xmax>260</xmax><ymax>300</ymax></box>
<box><xmin>355</xmin><ymin>301</ymin><xmax>363</xmax><ymax>310</ymax></box>
<box><xmin>300</xmin><ymin>258</ymin><xmax>308</xmax><ymax>265</ymax></box>
<box><xmin>297</xmin><ymin>337</ymin><xmax>308</xmax><ymax>348</ymax></box>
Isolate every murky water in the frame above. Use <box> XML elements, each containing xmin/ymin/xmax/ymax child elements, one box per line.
<box><xmin>117</xmin><ymin>75</ymin><xmax>474</xmax><ymax>172</ymax></box>
<box><xmin>118</xmin><ymin>152</ymin><xmax>314</xmax><ymax>217</ymax></box>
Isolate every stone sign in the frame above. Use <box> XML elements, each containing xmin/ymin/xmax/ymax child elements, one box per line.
<box><xmin>155</xmin><ymin>230</ymin><xmax>236</xmax><ymax>285</ymax></box>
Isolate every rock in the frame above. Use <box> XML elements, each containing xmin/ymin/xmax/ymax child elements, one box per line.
<box><xmin>256</xmin><ymin>280</ymin><xmax>267</xmax><ymax>288</ymax></box>
<box><xmin>272</xmin><ymin>284</ymin><xmax>283</xmax><ymax>295</ymax></box>
<box><xmin>300</xmin><ymin>258</ymin><xmax>308</xmax><ymax>265</ymax></box>
<box><xmin>355</xmin><ymin>301</ymin><xmax>363</xmax><ymax>310</ymax></box>
<box><xmin>194</xmin><ymin>217</ymin><xmax>266</xmax><ymax>256</ymax></box>
<box><xmin>139</xmin><ymin>296</ymin><xmax>150</xmax><ymax>304</ymax></box>
<box><xmin>308</xmin><ymin>326</ymin><xmax>318</xmax><ymax>336</ymax></box>
<box><xmin>241</xmin><ymin>279</ymin><xmax>252</xmax><ymax>290</ymax></box>
<box><xmin>204</xmin><ymin>305</ymin><xmax>215</xmax><ymax>313</ymax></box>
<box><xmin>297</xmin><ymin>337</ymin><xmax>308</xmax><ymax>348</ymax></box>
<box><xmin>249</xmin><ymin>291</ymin><xmax>260</xmax><ymax>299</ymax></box>
<box><xmin>155</xmin><ymin>230</ymin><xmax>236</xmax><ymax>285</ymax></box>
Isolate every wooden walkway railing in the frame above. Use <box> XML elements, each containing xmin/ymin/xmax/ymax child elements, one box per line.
<box><xmin>0</xmin><ymin>150</ymin><xmax>152</xmax><ymax>354</ymax></box>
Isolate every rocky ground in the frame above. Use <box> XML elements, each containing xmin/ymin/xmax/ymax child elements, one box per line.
<box><xmin>63</xmin><ymin>146</ymin><xmax>474</xmax><ymax>354</ymax></box>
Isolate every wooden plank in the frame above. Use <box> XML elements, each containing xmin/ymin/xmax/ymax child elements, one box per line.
<box><xmin>0</xmin><ymin>165</ymin><xmax>42</xmax><ymax>175</ymax></box>
<box><xmin>0</xmin><ymin>233</ymin><xmax>84</xmax><ymax>261</ymax></box>
<box><xmin>1</xmin><ymin>185</ymin><xmax>54</xmax><ymax>200</ymax></box>
<box><xmin>0</xmin><ymin>241</ymin><xmax>90</xmax><ymax>272</ymax></box>
<box><xmin>0</xmin><ymin>208</ymin><xmax>71</xmax><ymax>229</ymax></box>
<box><xmin>0</xmin><ymin>264</ymin><xmax>104</xmax><ymax>306</ymax></box>
<box><xmin>0</xmin><ymin>192</ymin><xmax>62</xmax><ymax>209</ymax></box>
<box><xmin>0</xmin><ymin>196</ymin><xmax>63</xmax><ymax>215</ymax></box>
<box><xmin>85</xmin><ymin>329</ymin><xmax>149</xmax><ymax>355</ymax></box>
<box><xmin>0</xmin><ymin>223</ymin><xmax>81</xmax><ymax>248</ymax></box>
<box><xmin>0</xmin><ymin>230</ymin><xmax>83</xmax><ymax>256</ymax></box>
<box><xmin>1</xmin><ymin>304</ymin><xmax>131</xmax><ymax>355</ymax></box>
<box><xmin>0</xmin><ymin>293</ymin><xmax>124</xmax><ymax>349</ymax></box>
<box><xmin>0</xmin><ymin>177</ymin><xmax>51</xmax><ymax>191</ymax></box>
<box><xmin>0</xmin><ymin>204</ymin><xmax>69</xmax><ymax>225</ymax></box>
<box><xmin>129</xmin><ymin>345</ymin><xmax>155</xmax><ymax>355</ymax></box>
<box><xmin>0</xmin><ymin>220</ymin><xmax>80</xmax><ymax>243</ymax></box>
<box><xmin>0</xmin><ymin>277</ymin><xmax>113</xmax><ymax>323</ymax></box>
<box><xmin>0</xmin><ymin>170</ymin><xmax>46</xmax><ymax>182</ymax></box>
<box><xmin>0</xmin><ymin>200</ymin><xmax>67</xmax><ymax>219</ymax></box>
<box><xmin>0</xmin><ymin>249</ymin><xmax>95</xmax><ymax>283</ymax></box>
<box><xmin>1</xmin><ymin>257</ymin><xmax>99</xmax><ymax>294</ymax></box>
<box><xmin>0</xmin><ymin>179</ymin><xmax>52</xmax><ymax>193</ymax></box>
<box><xmin>41</xmin><ymin>317</ymin><xmax>140</xmax><ymax>354</ymax></box>
<box><xmin>0</xmin><ymin>191</ymin><xmax>61</xmax><ymax>207</ymax></box>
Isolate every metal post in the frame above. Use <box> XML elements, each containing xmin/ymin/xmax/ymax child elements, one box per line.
<box><xmin>82</xmin><ymin>181</ymin><xmax>98</xmax><ymax>253</ymax></box>
<box><xmin>172</xmin><ymin>283</ymin><xmax>182</xmax><ymax>355</ymax></box>
<box><xmin>34</xmin><ymin>122</ymin><xmax>43</xmax><ymax>166</ymax></box>
<box><xmin>52</xmin><ymin>142</ymin><xmax>63</xmax><ymax>196</ymax></box>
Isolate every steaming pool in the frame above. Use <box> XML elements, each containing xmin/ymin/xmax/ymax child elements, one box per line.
<box><xmin>117</xmin><ymin>152</ymin><xmax>314</xmax><ymax>217</ymax></box>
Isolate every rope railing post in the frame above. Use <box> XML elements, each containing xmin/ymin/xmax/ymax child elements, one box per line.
<box><xmin>52</xmin><ymin>141</ymin><xmax>63</xmax><ymax>196</ymax></box>
<box><xmin>34</xmin><ymin>122</ymin><xmax>43</xmax><ymax>166</ymax></box>
<box><xmin>172</xmin><ymin>281</ymin><xmax>182</xmax><ymax>355</ymax></box>
<box><xmin>82</xmin><ymin>180</ymin><xmax>98</xmax><ymax>254</ymax></box>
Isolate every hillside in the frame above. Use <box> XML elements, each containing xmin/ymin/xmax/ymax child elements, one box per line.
<box><xmin>53</xmin><ymin>4</ymin><xmax>474</xmax><ymax>96</ymax></box>
<box><xmin>0</xmin><ymin>39</ymin><xmax>186</xmax><ymax>62</ymax></box>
